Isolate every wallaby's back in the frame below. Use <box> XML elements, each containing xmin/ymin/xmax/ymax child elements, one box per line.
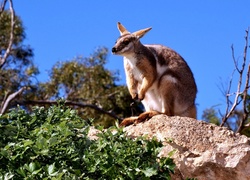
<box><xmin>146</xmin><ymin>44</ymin><xmax>197</xmax><ymax>103</ymax></box>
<box><xmin>139</xmin><ymin>44</ymin><xmax>197</xmax><ymax>117</ymax></box>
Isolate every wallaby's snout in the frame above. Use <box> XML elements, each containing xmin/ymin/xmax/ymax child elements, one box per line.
<box><xmin>111</xmin><ymin>47</ymin><xmax>117</xmax><ymax>53</ymax></box>
<box><xmin>112</xmin><ymin>46</ymin><xmax>120</xmax><ymax>54</ymax></box>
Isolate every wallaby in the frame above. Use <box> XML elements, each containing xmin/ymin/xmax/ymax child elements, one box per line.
<box><xmin>112</xmin><ymin>22</ymin><xmax>197</xmax><ymax>126</ymax></box>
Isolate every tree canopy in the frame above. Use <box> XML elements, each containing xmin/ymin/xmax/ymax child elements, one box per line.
<box><xmin>0</xmin><ymin>2</ymin><xmax>142</xmax><ymax>127</ymax></box>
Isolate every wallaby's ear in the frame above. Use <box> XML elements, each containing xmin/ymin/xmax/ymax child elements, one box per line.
<box><xmin>117</xmin><ymin>22</ymin><xmax>130</xmax><ymax>35</ymax></box>
<box><xmin>133</xmin><ymin>27</ymin><xmax>152</xmax><ymax>39</ymax></box>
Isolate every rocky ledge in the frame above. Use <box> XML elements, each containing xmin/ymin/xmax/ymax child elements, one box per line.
<box><xmin>123</xmin><ymin>115</ymin><xmax>250</xmax><ymax>180</ymax></box>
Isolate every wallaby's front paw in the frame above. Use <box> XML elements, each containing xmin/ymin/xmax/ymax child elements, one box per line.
<box><xmin>138</xmin><ymin>93</ymin><xmax>145</xmax><ymax>101</ymax></box>
<box><xmin>131</xmin><ymin>92</ymin><xmax>138</xmax><ymax>100</ymax></box>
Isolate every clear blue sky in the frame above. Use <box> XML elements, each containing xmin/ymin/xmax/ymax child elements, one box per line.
<box><xmin>13</xmin><ymin>1</ymin><xmax>250</xmax><ymax>119</ymax></box>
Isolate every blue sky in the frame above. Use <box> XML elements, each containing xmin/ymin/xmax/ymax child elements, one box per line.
<box><xmin>13</xmin><ymin>1</ymin><xmax>250</xmax><ymax>119</ymax></box>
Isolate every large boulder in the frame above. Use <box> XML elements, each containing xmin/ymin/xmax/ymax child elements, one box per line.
<box><xmin>123</xmin><ymin>115</ymin><xmax>250</xmax><ymax>180</ymax></box>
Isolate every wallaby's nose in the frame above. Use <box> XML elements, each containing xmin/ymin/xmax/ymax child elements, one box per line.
<box><xmin>112</xmin><ymin>47</ymin><xmax>116</xmax><ymax>53</ymax></box>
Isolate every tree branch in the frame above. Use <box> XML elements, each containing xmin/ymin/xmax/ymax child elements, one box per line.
<box><xmin>237</xmin><ymin>64</ymin><xmax>250</xmax><ymax>132</ymax></box>
<box><xmin>0</xmin><ymin>0</ymin><xmax>15</xmax><ymax>69</ymax></box>
<box><xmin>221</xmin><ymin>27</ymin><xmax>250</xmax><ymax>127</ymax></box>
<box><xmin>0</xmin><ymin>0</ymin><xmax>7</xmax><ymax>15</ymax></box>
<box><xmin>17</xmin><ymin>100</ymin><xmax>122</xmax><ymax>121</ymax></box>
<box><xmin>0</xmin><ymin>87</ymin><xmax>27</xmax><ymax>114</ymax></box>
<box><xmin>237</xmin><ymin>28</ymin><xmax>250</xmax><ymax>133</ymax></box>
<box><xmin>231</xmin><ymin>45</ymin><xmax>241</xmax><ymax>73</ymax></box>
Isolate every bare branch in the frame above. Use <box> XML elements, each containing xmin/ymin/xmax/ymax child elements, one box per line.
<box><xmin>17</xmin><ymin>100</ymin><xmax>122</xmax><ymax>121</ymax></box>
<box><xmin>223</xmin><ymin>69</ymin><xmax>236</xmax><ymax>119</ymax></box>
<box><xmin>0</xmin><ymin>0</ymin><xmax>7</xmax><ymax>15</ymax></box>
<box><xmin>0</xmin><ymin>87</ymin><xmax>27</xmax><ymax>114</ymax></box>
<box><xmin>236</xmin><ymin>43</ymin><xmax>249</xmax><ymax>132</ymax></box>
<box><xmin>221</xmin><ymin>28</ymin><xmax>249</xmax><ymax>127</ymax></box>
<box><xmin>0</xmin><ymin>0</ymin><xmax>15</xmax><ymax>69</ymax></box>
<box><xmin>237</xmin><ymin>28</ymin><xmax>250</xmax><ymax>133</ymax></box>
<box><xmin>0</xmin><ymin>90</ymin><xmax>10</xmax><ymax>110</ymax></box>
<box><xmin>231</xmin><ymin>45</ymin><xmax>241</xmax><ymax>73</ymax></box>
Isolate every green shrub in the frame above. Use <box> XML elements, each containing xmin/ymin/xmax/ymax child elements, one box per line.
<box><xmin>0</xmin><ymin>104</ymin><xmax>175</xmax><ymax>179</ymax></box>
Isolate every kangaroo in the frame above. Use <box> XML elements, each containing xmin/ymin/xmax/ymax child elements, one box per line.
<box><xmin>112</xmin><ymin>22</ymin><xmax>197</xmax><ymax>126</ymax></box>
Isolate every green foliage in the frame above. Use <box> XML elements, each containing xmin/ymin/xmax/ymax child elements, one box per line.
<box><xmin>0</xmin><ymin>11</ymin><xmax>24</xmax><ymax>48</ymax></box>
<box><xmin>0</xmin><ymin>104</ymin><xmax>175</xmax><ymax>179</ymax></box>
<box><xmin>83</xmin><ymin>127</ymin><xmax>175</xmax><ymax>179</ymax></box>
<box><xmin>202</xmin><ymin>107</ymin><xmax>220</xmax><ymax>126</ymax></box>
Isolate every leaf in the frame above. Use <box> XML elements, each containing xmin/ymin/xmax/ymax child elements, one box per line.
<box><xmin>142</xmin><ymin>167</ymin><xmax>157</xmax><ymax>177</ymax></box>
<box><xmin>29</xmin><ymin>162</ymin><xmax>36</xmax><ymax>172</ymax></box>
<box><xmin>168</xmin><ymin>149</ymin><xmax>176</xmax><ymax>157</ymax></box>
<box><xmin>23</xmin><ymin>139</ymin><xmax>33</xmax><ymax>147</ymax></box>
<box><xmin>3</xmin><ymin>173</ymin><xmax>14</xmax><ymax>180</ymax></box>
<box><xmin>32</xmin><ymin>168</ymin><xmax>42</xmax><ymax>175</ymax></box>
<box><xmin>48</xmin><ymin>136</ymin><xmax>59</xmax><ymax>146</ymax></box>
<box><xmin>36</xmin><ymin>136</ymin><xmax>48</xmax><ymax>149</ymax></box>
<box><xmin>0</xmin><ymin>149</ymin><xmax>8</xmax><ymax>157</ymax></box>
<box><xmin>48</xmin><ymin>163</ymin><xmax>58</xmax><ymax>176</ymax></box>
<box><xmin>16</xmin><ymin>167</ymin><xmax>26</xmax><ymax>177</ymax></box>
<box><xmin>40</xmin><ymin>149</ymin><xmax>49</xmax><ymax>155</ymax></box>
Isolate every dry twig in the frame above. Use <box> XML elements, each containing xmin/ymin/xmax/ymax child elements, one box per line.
<box><xmin>220</xmin><ymin>28</ymin><xmax>250</xmax><ymax>130</ymax></box>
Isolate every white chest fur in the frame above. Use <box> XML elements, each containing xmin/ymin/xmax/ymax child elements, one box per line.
<box><xmin>123</xmin><ymin>56</ymin><xmax>165</xmax><ymax>113</ymax></box>
<box><xmin>124</xmin><ymin>56</ymin><xmax>143</xmax><ymax>82</ymax></box>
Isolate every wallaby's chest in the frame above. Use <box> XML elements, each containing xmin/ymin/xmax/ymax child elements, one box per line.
<box><xmin>124</xmin><ymin>57</ymin><xmax>144</xmax><ymax>82</ymax></box>
<box><xmin>124</xmin><ymin>54</ymin><xmax>167</xmax><ymax>82</ymax></box>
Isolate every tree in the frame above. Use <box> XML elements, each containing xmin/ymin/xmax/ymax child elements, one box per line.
<box><xmin>0</xmin><ymin>0</ymin><xmax>38</xmax><ymax>114</ymax></box>
<box><xmin>202</xmin><ymin>106</ymin><xmax>220</xmax><ymax>126</ymax></box>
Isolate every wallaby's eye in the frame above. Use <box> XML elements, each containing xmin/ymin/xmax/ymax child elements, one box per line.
<box><xmin>123</xmin><ymin>40</ymin><xmax>130</xmax><ymax>45</ymax></box>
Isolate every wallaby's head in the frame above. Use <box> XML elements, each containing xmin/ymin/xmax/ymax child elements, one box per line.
<box><xmin>112</xmin><ymin>22</ymin><xmax>152</xmax><ymax>56</ymax></box>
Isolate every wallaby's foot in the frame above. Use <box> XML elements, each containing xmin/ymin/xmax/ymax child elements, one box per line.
<box><xmin>120</xmin><ymin>116</ymin><xmax>138</xmax><ymax>126</ymax></box>
<box><xmin>137</xmin><ymin>91</ymin><xmax>145</xmax><ymax>101</ymax></box>
<box><xmin>120</xmin><ymin>111</ymin><xmax>160</xmax><ymax>127</ymax></box>
<box><xmin>136</xmin><ymin>111</ymin><xmax>160</xmax><ymax>123</ymax></box>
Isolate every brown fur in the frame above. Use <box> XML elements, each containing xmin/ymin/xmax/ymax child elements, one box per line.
<box><xmin>112</xmin><ymin>22</ymin><xmax>197</xmax><ymax>126</ymax></box>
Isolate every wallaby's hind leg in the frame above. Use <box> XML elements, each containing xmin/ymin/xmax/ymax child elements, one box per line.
<box><xmin>190</xmin><ymin>105</ymin><xmax>197</xmax><ymax>119</ymax></box>
<box><xmin>120</xmin><ymin>80</ymin><xmax>176</xmax><ymax>127</ymax></box>
<box><xmin>183</xmin><ymin>104</ymin><xmax>197</xmax><ymax>119</ymax></box>
<box><xmin>160</xmin><ymin>79</ymin><xmax>176</xmax><ymax>116</ymax></box>
<box><xmin>120</xmin><ymin>111</ymin><xmax>160</xmax><ymax>127</ymax></box>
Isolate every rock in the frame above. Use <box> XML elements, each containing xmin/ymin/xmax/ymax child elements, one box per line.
<box><xmin>123</xmin><ymin>114</ymin><xmax>250</xmax><ymax>180</ymax></box>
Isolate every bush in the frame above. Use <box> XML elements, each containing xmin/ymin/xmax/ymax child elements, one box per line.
<box><xmin>0</xmin><ymin>103</ymin><xmax>175</xmax><ymax>179</ymax></box>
